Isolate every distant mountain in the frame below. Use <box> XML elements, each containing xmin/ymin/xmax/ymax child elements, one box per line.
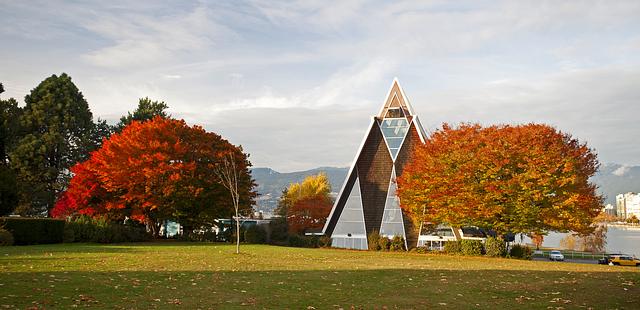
<box><xmin>592</xmin><ymin>163</ymin><xmax>640</xmax><ymax>205</ymax></box>
<box><xmin>251</xmin><ymin>163</ymin><xmax>640</xmax><ymax>216</ymax></box>
<box><xmin>250</xmin><ymin>167</ymin><xmax>348</xmax><ymax>215</ymax></box>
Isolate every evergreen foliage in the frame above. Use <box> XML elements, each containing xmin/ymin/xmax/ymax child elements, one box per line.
<box><xmin>116</xmin><ymin>97</ymin><xmax>169</xmax><ymax>131</ymax></box>
<box><xmin>390</xmin><ymin>235</ymin><xmax>406</xmax><ymax>251</ymax></box>
<box><xmin>484</xmin><ymin>237</ymin><xmax>507</xmax><ymax>257</ymax></box>
<box><xmin>367</xmin><ymin>231</ymin><xmax>381</xmax><ymax>251</ymax></box>
<box><xmin>444</xmin><ymin>240</ymin><xmax>462</xmax><ymax>254</ymax></box>
<box><xmin>0</xmin><ymin>217</ymin><xmax>65</xmax><ymax>245</ymax></box>
<box><xmin>460</xmin><ymin>239</ymin><xmax>483</xmax><ymax>256</ymax></box>
<box><xmin>0</xmin><ymin>166</ymin><xmax>18</xmax><ymax>216</ymax></box>
<box><xmin>0</xmin><ymin>228</ymin><xmax>13</xmax><ymax>246</ymax></box>
<box><xmin>10</xmin><ymin>74</ymin><xmax>96</xmax><ymax>215</ymax></box>
<box><xmin>509</xmin><ymin>244</ymin><xmax>533</xmax><ymax>260</ymax></box>
<box><xmin>244</xmin><ymin>224</ymin><xmax>267</xmax><ymax>244</ymax></box>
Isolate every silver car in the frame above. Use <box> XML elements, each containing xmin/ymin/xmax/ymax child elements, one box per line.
<box><xmin>549</xmin><ymin>250</ymin><xmax>565</xmax><ymax>261</ymax></box>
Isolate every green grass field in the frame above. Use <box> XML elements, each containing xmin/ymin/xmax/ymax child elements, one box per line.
<box><xmin>1</xmin><ymin>242</ymin><xmax>639</xmax><ymax>309</ymax></box>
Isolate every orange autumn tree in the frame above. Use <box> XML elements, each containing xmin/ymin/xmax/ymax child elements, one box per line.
<box><xmin>397</xmin><ymin>123</ymin><xmax>603</xmax><ymax>237</ymax></box>
<box><xmin>53</xmin><ymin>117</ymin><xmax>255</xmax><ymax>236</ymax></box>
<box><xmin>283</xmin><ymin>173</ymin><xmax>333</xmax><ymax>234</ymax></box>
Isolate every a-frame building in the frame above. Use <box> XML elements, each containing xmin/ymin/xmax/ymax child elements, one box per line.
<box><xmin>322</xmin><ymin>79</ymin><xmax>427</xmax><ymax>250</ymax></box>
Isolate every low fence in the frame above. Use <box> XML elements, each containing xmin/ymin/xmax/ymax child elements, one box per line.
<box><xmin>534</xmin><ymin>249</ymin><xmax>608</xmax><ymax>260</ymax></box>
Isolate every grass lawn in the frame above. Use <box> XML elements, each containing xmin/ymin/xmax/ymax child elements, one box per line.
<box><xmin>1</xmin><ymin>242</ymin><xmax>639</xmax><ymax>309</ymax></box>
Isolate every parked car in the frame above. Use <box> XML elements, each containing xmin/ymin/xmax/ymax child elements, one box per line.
<box><xmin>607</xmin><ymin>255</ymin><xmax>640</xmax><ymax>266</ymax></box>
<box><xmin>549</xmin><ymin>250</ymin><xmax>565</xmax><ymax>261</ymax></box>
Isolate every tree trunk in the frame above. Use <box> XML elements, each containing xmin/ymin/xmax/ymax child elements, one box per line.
<box><xmin>236</xmin><ymin>211</ymin><xmax>240</xmax><ymax>254</ymax></box>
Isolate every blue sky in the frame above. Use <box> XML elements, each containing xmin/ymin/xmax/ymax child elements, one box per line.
<box><xmin>2</xmin><ymin>1</ymin><xmax>640</xmax><ymax>171</ymax></box>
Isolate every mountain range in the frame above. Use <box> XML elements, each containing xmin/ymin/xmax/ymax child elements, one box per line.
<box><xmin>251</xmin><ymin>163</ymin><xmax>640</xmax><ymax>215</ymax></box>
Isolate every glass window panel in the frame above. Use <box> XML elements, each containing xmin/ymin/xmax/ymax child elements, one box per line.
<box><xmin>332</xmin><ymin>178</ymin><xmax>366</xmax><ymax>237</ymax></box>
<box><xmin>385</xmin><ymin>108</ymin><xmax>404</xmax><ymax>118</ymax></box>
<box><xmin>380</xmin><ymin>119</ymin><xmax>409</xmax><ymax>137</ymax></box>
<box><xmin>386</xmin><ymin>137</ymin><xmax>404</xmax><ymax>149</ymax></box>
<box><xmin>383</xmin><ymin>208</ymin><xmax>403</xmax><ymax>223</ymax></box>
<box><xmin>380</xmin><ymin>223</ymin><xmax>405</xmax><ymax>237</ymax></box>
<box><xmin>387</xmin><ymin>182</ymin><xmax>398</xmax><ymax>198</ymax></box>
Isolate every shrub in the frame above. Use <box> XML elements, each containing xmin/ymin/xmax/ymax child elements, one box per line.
<box><xmin>0</xmin><ymin>217</ymin><xmax>65</xmax><ymax>245</ymax></box>
<box><xmin>63</xmin><ymin>225</ymin><xmax>75</xmax><ymax>243</ymax></box>
<box><xmin>378</xmin><ymin>236</ymin><xmax>390</xmax><ymax>251</ymax></box>
<box><xmin>287</xmin><ymin>234</ymin><xmax>319</xmax><ymax>248</ymax></box>
<box><xmin>64</xmin><ymin>216</ymin><xmax>151</xmax><ymax>243</ymax></box>
<box><xmin>179</xmin><ymin>230</ymin><xmax>217</xmax><ymax>242</ymax></box>
<box><xmin>0</xmin><ymin>228</ymin><xmax>13</xmax><ymax>246</ymax></box>
<box><xmin>414</xmin><ymin>247</ymin><xmax>429</xmax><ymax>254</ymax></box>
<box><xmin>244</xmin><ymin>225</ymin><xmax>267</xmax><ymax>244</ymax></box>
<box><xmin>444</xmin><ymin>240</ymin><xmax>461</xmax><ymax>254</ymax></box>
<box><xmin>509</xmin><ymin>244</ymin><xmax>533</xmax><ymax>260</ymax></box>
<box><xmin>485</xmin><ymin>237</ymin><xmax>506</xmax><ymax>257</ymax></box>
<box><xmin>268</xmin><ymin>218</ymin><xmax>288</xmax><ymax>243</ymax></box>
<box><xmin>390</xmin><ymin>236</ymin><xmax>406</xmax><ymax>251</ymax></box>
<box><xmin>318</xmin><ymin>235</ymin><xmax>332</xmax><ymax>248</ymax></box>
<box><xmin>367</xmin><ymin>231</ymin><xmax>381</xmax><ymax>251</ymax></box>
<box><xmin>461</xmin><ymin>239</ymin><xmax>483</xmax><ymax>256</ymax></box>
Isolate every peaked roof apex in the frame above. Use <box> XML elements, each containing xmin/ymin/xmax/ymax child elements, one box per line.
<box><xmin>377</xmin><ymin>78</ymin><xmax>416</xmax><ymax>118</ymax></box>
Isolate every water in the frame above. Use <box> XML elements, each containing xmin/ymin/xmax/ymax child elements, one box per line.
<box><xmin>520</xmin><ymin>225</ymin><xmax>640</xmax><ymax>256</ymax></box>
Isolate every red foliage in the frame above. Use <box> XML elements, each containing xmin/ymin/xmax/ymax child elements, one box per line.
<box><xmin>52</xmin><ymin>117</ymin><xmax>255</xmax><ymax>234</ymax></box>
<box><xmin>397</xmin><ymin>123</ymin><xmax>602</xmax><ymax>235</ymax></box>
<box><xmin>287</xmin><ymin>195</ymin><xmax>332</xmax><ymax>235</ymax></box>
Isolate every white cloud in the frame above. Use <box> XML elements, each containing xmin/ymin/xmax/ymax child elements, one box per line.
<box><xmin>3</xmin><ymin>0</ymin><xmax>640</xmax><ymax>171</ymax></box>
<box><xmin>613</xmin><ymin>165</ymin><xmax>631</xmax><ymax>176</ymax></box>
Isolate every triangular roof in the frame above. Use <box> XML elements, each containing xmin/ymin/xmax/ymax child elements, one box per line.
<box><xmin>377</xmin><ymin>78</ymin><xmax>416</xmax><ymax>118</ymax></box>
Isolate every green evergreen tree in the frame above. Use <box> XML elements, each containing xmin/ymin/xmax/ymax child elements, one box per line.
<box><xmin>116</xmin><ymin>97</ymin><xmax>169</xmax><ymax>131</ymax></box>
<box><xmin>0</xmin><ymin>83</ymin><xmax>22</xmax><ymax>215</ymax></box>
<box><xmin>10</xmin><ymin>73</ymin><xmax>95</xmax><ymax>215</ymax></box>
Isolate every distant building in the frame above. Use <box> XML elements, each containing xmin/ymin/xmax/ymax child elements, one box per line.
<box><xmin>616</xmin><ymin>192</ymin><xmax>640</xmax><ymax>219</ymax></box>
<box><xmin>602</xmin><ymin>204</ymin><xmax>616</xmax><ymax>217</ymax></box>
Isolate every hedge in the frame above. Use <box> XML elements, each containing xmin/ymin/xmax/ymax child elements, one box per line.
<box><xmin>509</xmin><ymin>244</ymin><xmax>533</xmax><ymax>260</ymax></box>
<box><xmin>65</xmin><ymin>216</ymin><xmax>151</xmax><ymax>243</ymax></box>
<box><xmin>484</xmin><ymin>237</ymin><xmax>507</xmax><ymax>257</ymax></box>
<box><xmin>287</xmin><ymin>234</ymin><xmax>319</xmax><ymax>248</ymax></box>
<box><xmin>0</xmin><ymin>217</ymin><xmax>65</xmax><ymax>245</ymax></box>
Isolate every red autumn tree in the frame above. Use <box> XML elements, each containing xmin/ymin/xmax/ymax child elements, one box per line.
<box><xmin>281</xmin><ymin>173</ymin><xmax>333</xmax><ymax>234</ymax></box>
<box><xmin>53</xmin><ymin>117</ymin><xmax>255</xmax><ymax>236</ymax></box>
<box><xmin>287</xmin><ymin>196</ymin><xmax>333</xmax><ymax>235</ymax></box>
<box><xmin>50</xmin><ymin>161</ymin><xmax>108</xmax><ymax>218</ymax></box>
<box><xmin>397</xmin><ymin>123</ymin><xmax>602</xmax><ymax>237</ymax></box>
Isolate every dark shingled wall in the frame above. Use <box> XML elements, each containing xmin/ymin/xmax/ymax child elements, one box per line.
<box><xmin>356</xmin><ymin>119</ymin><xmax>393</xmax><ymax>236</ymax></box>
<box><xmin>395</xmin><ymin>122</ymin><xmax>421</xmax><ymax>178</ymax></box>
<box><xmin>395</xmin><ymin>122</ymin><xmax>422</xmax><ymax>248</ymax></box>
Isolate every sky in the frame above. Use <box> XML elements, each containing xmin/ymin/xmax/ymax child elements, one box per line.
<box><xmin>1</xmin><ymin>0</ymin><xmax>640</xmax><ymax>172</ymax></box>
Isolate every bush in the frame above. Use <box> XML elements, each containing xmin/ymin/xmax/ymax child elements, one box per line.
<box><xmin>444</xmin><ymin>240</ymin><xmax>461</xmax><ymax>254</ymax></box>
<box><xmin>244</xmin><ymin>225</ymin><xmax>267</xmax><ymax>244</ymax></box>
<box><xmin>63</xmin><ymin>225</ymin><xmax>75</xmax><ymax>243</ymax></box>
<box><xmin>485</xmin><ymin>237</ymin><xmax>506</xmax><ymax>257</ymax></box>
<box><xmin>177</xmin><ymin>230</ymin><xmax>217</xmax><ymax>242</ymax></box>
<box><xmin>461</xmin><ymin>239</ymin><xmax>483</xmax><ymax>256</ymax></box>
<box><xmin>367</xmin><ymin>231</ymin><xmax>381</xmax><ymax>251</ymax></box>
<box><xmin>268</xmin><ymin>218</ymin><xmax>288</xmax><ymax>243</ymax></box>
<box><xmin>410</xmin><ymin>246</ymin><xmax>429</xmax><ymax>254</ymax></box>
<box><xmin>288</xmin><ymin>234</ymin><xmax>319</xmax><ymax>248</ymax></box>
<box><xmin>0</xmin><ymin>228</ymin><xmax>13</xmax><ymax>246</ymax></box>
<box><xmin>0</xmin><ymin>217</ymin><xmax>65</xmax><ymax>245</ymax></box>
<box><xmin>65</xmin><ymin>216</ymin><xmax>151</xmax><ymax>243</ymax></box>
<box><xmin>318</xmin><ymin>235</ymin><xmax>332</xmax><ymax>248</ymax></box>
<box><xmin>509</xmin><ymin>244</ymin><xmax>533</xmax><ymax>260</ymax></box>
<box><xmin>390</xmin><ymin>236</ymin><xmax>406</xmax><ymax>251</ymax></box>
<box><xmin>378</xmin><ymin>236</ymin><xmax>390</xmax><ymax>251</ymax></box>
